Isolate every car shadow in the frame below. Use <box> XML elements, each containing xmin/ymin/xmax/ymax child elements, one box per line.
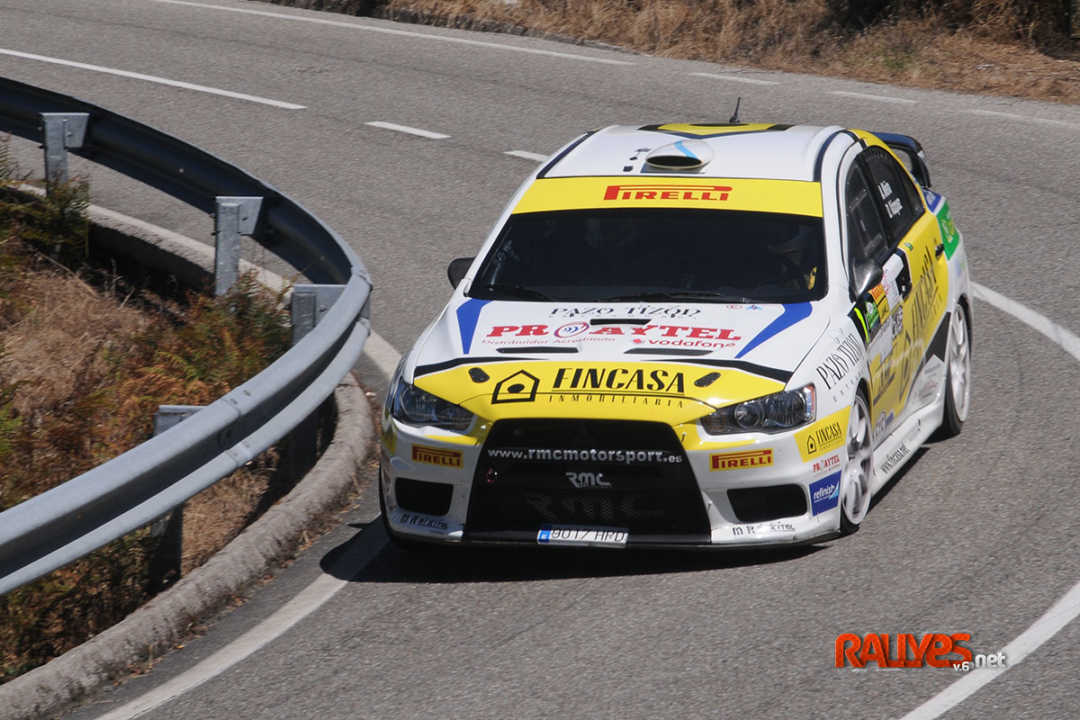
<box><xmin>319</xmin><ymin>519</ymin><xmax>825</xmax><ymax>585</ymax></box>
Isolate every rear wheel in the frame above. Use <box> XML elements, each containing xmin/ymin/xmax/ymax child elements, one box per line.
<box><xmin>936</xmin><ymin>304</ymin><xmax>971</xmax><ymax>439</ymax></box>
<box><xmin>840</xmin><ymin>391</ymin><xmax>873</xmax><ymax>535</ymax></box>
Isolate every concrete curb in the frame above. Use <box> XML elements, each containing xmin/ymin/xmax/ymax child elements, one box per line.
<box><xmin>0</xmin><ymin>202</ymin><xmax>376</xmax><ymax>720</ymax></box>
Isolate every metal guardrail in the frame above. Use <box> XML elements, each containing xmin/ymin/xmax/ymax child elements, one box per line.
<box><xmin>0</xmin><ymin>77</ymin><xmax>372</xmax><ymax>595</ymax></box>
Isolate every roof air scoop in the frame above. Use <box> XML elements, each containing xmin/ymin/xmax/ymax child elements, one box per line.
<box><xmin>644</xmin><ymin>139</ymin><xmax>712</xmax><ymax>172</ymax></box>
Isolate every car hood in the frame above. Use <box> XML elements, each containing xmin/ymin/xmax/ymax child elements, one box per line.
<box><xmin>408</xmin><ymin>299</ymin><xmax>830</xmax><ymax>423</ymax></box>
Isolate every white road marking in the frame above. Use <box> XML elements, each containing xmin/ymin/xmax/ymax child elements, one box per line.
<box><xmin>362</xmin><ymin>330</ymin><xmax>404</xmax><ymax>378</ymax></box>
<box><xmin>91</xmin><ymin>336</ymin><xmax>401</xmax><ymax>720</ymax></box>
<box><xmin>149</xmin><ymin>0</ymin><xmax>635</xmax><ymax>66</ymax></box>
<box><xmin>897</xmin><ymin>281</ymin><xmax>1080</xmax><ymax>720</ymax></box>
<box><xmin>966</xmin><ymin>109</ymin><xmax>1080</xmax><ymax>130</ymax></box>
<box><xmin>973</xmin><ymin>283</ymin><xmax>1080</xmax><ymax>363</ymax></box>
<box><xmin>366</xmin><ymin>121</ymin><xmax>449</xmax><ymax>139</ymax></box>
<box><xmin>689</xmin><ymin>72</ymin><xmax>779</xmax><ymax>86</ymax></box>
<box><xmin>828</xmin><ymin>90</ymin><xmax>917</xmax><ymax>105</ymax></box>
<box><xmin>0</xmin><ymin>48</ymin><xmax>305</xmax><ymax>109</ymax></box>
<box><xmin>505</xmin><ymin>150</ymin><xmax>548</xmax><ymax>162</ymax></box>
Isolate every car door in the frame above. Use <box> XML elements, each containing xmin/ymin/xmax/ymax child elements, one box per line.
<box><xmin>859</xmin><ymin>148</ymin><xmax>946</xmax><ymax>425</ymax></box>
<box><xmin>845</xmin><ymin>144</ymin><xmax>950</xmax><ymax>438</ymax></box>
<box><xmin>841</xmin><ymin>152</ymin><xmax>901</xmax><ymax>436</ymax></box>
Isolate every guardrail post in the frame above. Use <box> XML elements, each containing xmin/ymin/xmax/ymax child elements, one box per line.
<box><xmin>214</xmin><ymin>196</ymin><xmax>262</xmax><ymax>296</ymax></box>
<box><xmin>290</xmin><ymin>284</ymin><xmax>345</xmax><ymax>345</ymax></box>
<box><xmin>147</xmin><ymin>404</ymin><xmax>201</xmax><ymax>593</ymax></box>
<box><xmin>287</xmin><ymin>284</ymin><xmax>345</xmax><ymax>475</ymax></box>
<box><xmin>40</xmin><ymin>112</ymin><xmax>88</xmax><ymax>191</ymax></box>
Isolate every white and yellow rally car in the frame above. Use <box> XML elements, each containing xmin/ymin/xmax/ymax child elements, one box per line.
<box><xmin>380</xmin><ymin>122</ymin><xmax>972</xmax><ymax>549</ymax></box>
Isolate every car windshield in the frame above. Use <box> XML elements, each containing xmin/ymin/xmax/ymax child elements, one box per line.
<box><xmin>468</xmin><ymin>208</ymin><xmax>827</xmax><ymax>303</ymax></box>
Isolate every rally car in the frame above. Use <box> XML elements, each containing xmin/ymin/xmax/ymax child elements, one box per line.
<box><xmin>380</xmin><ymin>121</ymin><xmax>972</xmax><ymax>549</ymax></box>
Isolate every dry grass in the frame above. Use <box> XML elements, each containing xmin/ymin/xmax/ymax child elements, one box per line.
<box><xmin>361</xmin><ymin>0</ymin><xmax>1080</xmax><ymax>103</ymax></box>
<box><xmin>0</xmin><ymin>136</ymin><xmax>296</xmax><ymax>681</ymax></box>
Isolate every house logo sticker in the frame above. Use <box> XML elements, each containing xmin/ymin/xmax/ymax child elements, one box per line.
<box><xmin>491</xmin><ymin>370</ymin><xmax>540</xmax><ymax>404</ymax></box>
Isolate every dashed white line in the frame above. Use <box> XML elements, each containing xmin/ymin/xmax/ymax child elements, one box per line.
<box><xmin>897</xmin><ymin>282</ymin><xmax>1080</xmax><ymax>720</ymax></box>
<box><xmin>829</xmin><ymin>90</ymin><xmax>917</xmax><ymax>105</ymax></box>
<box><xmin>504</xmin><ymin>150</ymin><xmax>549</xmax><ymax>162</ymax></box>
<box><xmin>689</xmin><ymin>72</ymin><xmax>780</xmax><ymax>86</ymax></box>
<box><xmin>966</xmin><ymin>109</ymin><xmax>1080</xmax><ymax>130</ymax></box>
<box><xmin>0</xmin><ymin>48</ymin><xmax>305</xmax><ymax>110</ymax></box>
<box><xmin>150</xmin><ymin>0</ymin><xmax>635</xmax><ymax>66</ymax></box>
<box><xmin>366</xmin><ymin>121</ymin><xmax>449</xmax><ymax>140</ymax></box>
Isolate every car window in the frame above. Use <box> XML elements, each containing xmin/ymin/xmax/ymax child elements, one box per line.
<box><xmin>845</xmin><ymin>162</ymin><xmax>887</xmax><ymax>269</ymax></box>
<box><xmin>861</xmin><ymin>146</ymin><xmax>924</xmax><ymax>244</ymax></box>
<box><xmin>469</xmin><ymin>208</ymin><xmax>827</xmax><ymax>303</ymax></box>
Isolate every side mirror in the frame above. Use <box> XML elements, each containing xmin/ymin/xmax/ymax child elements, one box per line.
<box><xmin>851</xmin><ymin>262</ymin><xmax>883</xmax><ymax>302</ymax></box>
<box><xmin>447</xmin><ymin>257</ymin><xmax>473</xmax><ymax>289</ymax></box>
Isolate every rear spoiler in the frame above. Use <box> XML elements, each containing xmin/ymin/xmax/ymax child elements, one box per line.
<box><xmin>874</xmin><ymin>132</ymin><xmax>931</xmax><ymax>188</ymax></box>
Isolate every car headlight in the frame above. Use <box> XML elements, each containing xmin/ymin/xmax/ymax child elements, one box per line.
<box><xmin>701</xmin><ymin>385</ymin><xmax>816</xmax><ymax>434</ymax></box>
<box><xmin>389</xmin><ymin>379</ymin><xmax>474</xmax><ymax>431</ymax></box>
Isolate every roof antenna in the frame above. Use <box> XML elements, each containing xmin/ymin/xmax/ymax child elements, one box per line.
<box><xmin>729</xmin><ymin>96</ymin><xmax>742</xmax><ymax>124</ymax></box>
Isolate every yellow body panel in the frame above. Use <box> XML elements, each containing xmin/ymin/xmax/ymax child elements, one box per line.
<box><xmin>512</xmin><ymin>177</ymin><xmax>823</xmax><ymax>217</ymax></box>
<box><xmin>413</xmin><ymin>361</ymin><xmax>785</xmax><ymax>426</ymax></box>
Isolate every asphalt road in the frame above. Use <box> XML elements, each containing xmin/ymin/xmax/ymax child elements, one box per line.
<box><xmin>2</xmin><ymin>1</ymin><xmax>1080</xmax><ymax>718</ymax></box>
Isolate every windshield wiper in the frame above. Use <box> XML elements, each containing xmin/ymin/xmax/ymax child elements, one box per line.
<box><xmin>472</xmin><ymin>283</ymin><xmax>553</xmax><ymax>301</ymax></box>
<box><xmin>601</xmin><ymin>291</ymin><xmax>758</xmax><ymax>303</ymax></box>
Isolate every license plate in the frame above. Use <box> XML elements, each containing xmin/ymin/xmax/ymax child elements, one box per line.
<box><xmin>537</xmin><ymin>526</ymin><xmax>628</xmax><ymax>548</ymax></box>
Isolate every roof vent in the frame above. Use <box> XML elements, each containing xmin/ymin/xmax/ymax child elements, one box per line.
<box><xmin>644</xmin><ymin>139</ymin><xmax>712</xmax><ymax>172</ymax></box>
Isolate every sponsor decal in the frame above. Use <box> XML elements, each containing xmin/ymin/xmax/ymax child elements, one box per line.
<box><xmin>554</xmin><ymin>322</ymin><xmax>589</xmax><ymax>338</ymax></box>
<box><xmin>602</xmin><ymin>183</ymin><xmax>731</xmax><ymax>202</ymax></box>
<box><xmin>553</xmin><ymin>366</ymin><xmax>686</xmax><ymax>394</ymax></box>
<box><xmin>811</xmin><ymin>453</ymin><xmax>841</xmax><ymax>474</ymax></box>
<box><xmin>879</xmin><ymin>442</ymin><xmax>911</xmax><ymax>475</ymax></box>
<box><xmin>566</xmin><ymin>471</ymin><xmax>611</xmax><ymax>489</ymax></box>
<box><xmin>548</xmin><ymin>305</ymin><xmax>702</xmax><ymax>319</ymax></box>
<box><xmin>731</xmin><ymin>520</ymin><xmax>794</xmax><ymax>537</ymax></box>
<box><xmin>482</xmin><ymin>323</ymin><xmax>741</xmax><ymax>348</ymax></box>
<box><xmin>397</xmin><ymin>511</ymin><xmax>449</xmax><ymax>531</ymax></box>
<box><xmin>795</xmin><ymin>409</ymin><xmax>848</xmax><ymax>461</ymax></box>
<box><xmin>487</xmin><ymin>447</ymin><xmax>683</xmax><ymax>465</ymax></box>
<box><xmin>936</xmin><ymin>200</ymin><xmax>961</xmax><ymax>259</ymax></box>
<box><xmin>491</xmin><ymin>369</ymin><xmax>540</xmax><ymax>404</ymax></box>
<box><xmin>512</xmin><ymin>176</ymin><xmax>823</xmax><ymax>217</ymax></box>
<box><xmin>809</xmin><ymin>471</ymin><xmax>841</xmax><ymax>515</ymax></box>
<box><xmin>815</xmin><ymin>332</ymin><xmax>863</xmax><ymax>390</ymax></box>
<box><xmin>411</xmin><ymin>445</ymin><xmax>463</xmax><ymax>468</ymax></box>
<box><xmin>834</xmin><ymin>633</ymin><xmax>1003</xmax><ymax>671</ymax></box>
<box><xmin>873</xmin><ymin>411</ymin><xmax>894</xmax><ymax>438</ymax></box>
<box><xmin>710</xmin><ymin>449</ymin><xmax>773</xmax><ymax>471</ymax></box>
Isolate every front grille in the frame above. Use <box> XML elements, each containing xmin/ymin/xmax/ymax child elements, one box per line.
<box><xmin>395</xmin><ymin>478</ymin><xmax>453</xmax><ymax>516</ymax></box>
<box><xmin>466</xmin><ymin>419</ymin><xmax>709</xmax><ymax>544</ymax></box>
<box><xmin>727</xmin><ymin>485</ymin><xmax>807</xmax><ymax>522</ymax></box>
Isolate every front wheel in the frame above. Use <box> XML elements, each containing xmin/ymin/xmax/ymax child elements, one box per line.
<box><xmin>840</xmin><ymin>391</ymin><xmax>873</xmax><ymax>535</ymax></box>
<box><xmin>936</xmin><ymin>304</ymin><xmax>972</xmax><ymax>439</ymax></box>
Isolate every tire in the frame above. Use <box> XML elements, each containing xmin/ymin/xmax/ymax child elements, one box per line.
<box><xmin>936</xmin><ymin>303</ymin><xmax>972</xmax><ymax>439</ymax></box>
<box><xmin>840</xmin><ymin>391</ymin><xmax>873</xmax><ymax>535</ymax></box>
